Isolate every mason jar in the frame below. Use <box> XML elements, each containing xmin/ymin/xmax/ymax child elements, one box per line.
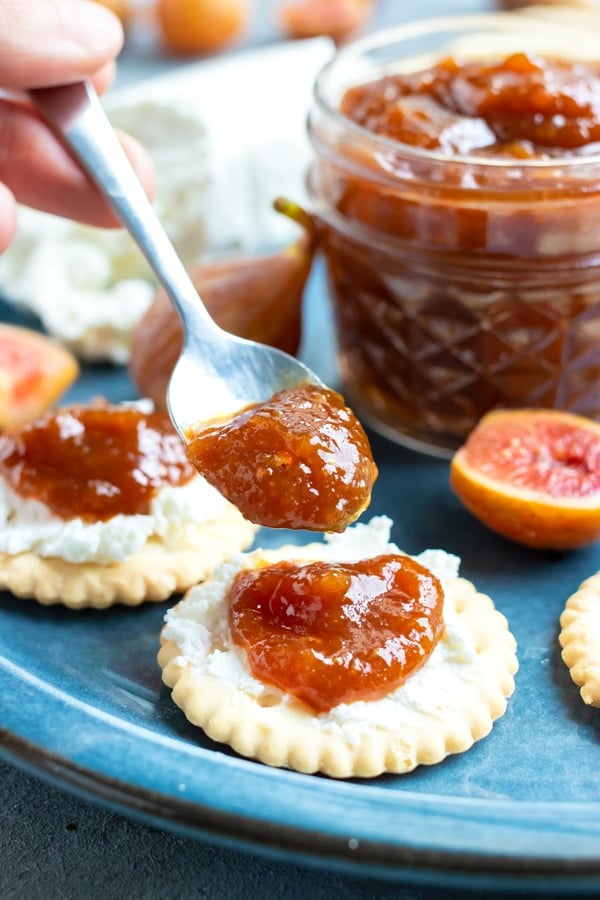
<box><xmin>307</xmin><ymin>14</ymin><xmax>600</xmax><ymax>455</ymax></box>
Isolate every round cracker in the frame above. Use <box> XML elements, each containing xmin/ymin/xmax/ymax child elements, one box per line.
<box><xmin>0</xmin><ymin>504</ymin><xmax>257</xmax><ymax>610</ymax></box>
<box><xmin>559</xmin><ymin>572</ymin><xmax>600</xmax><ymax>708</ymax></box>
<box><xmin>158</xmin><ymin>548</ymin><xmax>518</xmax><ymax>779</ymax></box>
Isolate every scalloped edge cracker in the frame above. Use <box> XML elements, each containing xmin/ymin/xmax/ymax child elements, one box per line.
<box><xmin>158</xmin><ymin>551</ymin><xmax>518</xmax><ymax>779</ymax></box>
<box><xmin>559</xmin><ymin>572</ymin><xmax>600</xmax><ymax>708</ymax></box>
<box><xmin>0</xmin><ymin>506</ymin><xmax>257</xmax><ymax>610</ymax></box>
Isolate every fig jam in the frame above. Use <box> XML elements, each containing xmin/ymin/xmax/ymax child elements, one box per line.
<box><xmin>308</xmin><ymin>42</ymin><xmax>600</xmax><ymax>453</ymax></box>
<box><xmin>341</xmin><ymin>54</ymin><xmax>600</xmax><ymax>156</ymax></box>
<box><xmin>185</xmin><ymin>384</ymin><xmax>377</xmax><ymax>532</ymax></box>
<box><xmin>0</xmin><ymin>404</ymin><xmax>195</xmax><ymax>521</ymax></box>
<box><xmin>228</xmin><ymin>553</ymin><xmax>444</xmax><ymax>713</ymax></box>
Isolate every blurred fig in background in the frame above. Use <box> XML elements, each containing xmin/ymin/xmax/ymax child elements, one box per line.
<box><xmin>156</xmin><ymin>0</ymin><xmax>251</xmax><ymax>55</ymax></box>
<box><xmin>0</xmin><ymin>324</ymin><xmax>79</xmax><ymax>430</ymax></box>
<box><xmin>129</xmin><ymin>199</ymin><xmax>317</xmax><ymax>410</ymax></box>
<box><xmin>91</xmin><ymin>0</ymin><xmax>131</xmax><ymax>22</ymax></box>
<box><xmin>278</xmin><ymin>0</ymin><xmax>374</xmax><ymax>44</ymax></box>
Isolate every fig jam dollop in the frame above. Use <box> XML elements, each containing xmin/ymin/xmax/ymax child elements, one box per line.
<box><xmin>0</xmin><ymin>403</ymin><xmax>195</xmax><ymax>521</ymax></box>
<box><xmin>228</xmin><ymin>553</ymin><xmax>444</xmax><ymax>713</ymax></box>
<box><xmin>185</xmin><ymin>384</ymin><xmax>378</xmax><ymax>532</ymax></box>
<box><xmin>341</xmin><ymin>53</ymin><xmax>600</xmax><ymax>156</ymax></box>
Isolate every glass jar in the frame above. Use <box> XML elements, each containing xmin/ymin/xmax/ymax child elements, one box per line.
<box><xmin>307</xmin><ymin>14</ymin><xmax>600</xmax><ymax>455</ymax></box>
<box><xmin>496</xmin><ymin>1</ymin><xmax>595</xmax><ymax>8</ymax></box>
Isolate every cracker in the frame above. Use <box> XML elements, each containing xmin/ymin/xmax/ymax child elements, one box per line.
<box><xmin>559</xmin><ymin>573</ymin><xmax>600</xmax><ymax>707</ymax></box>
<box><xmin>0</xmin><ymin>505</ymin><xmax>257</xmax><ymax>610</ymax></box>
<box><xmin>159</xmin><ymin>545</ymin><xmax>518</xmax><ymax>779</ymax></box>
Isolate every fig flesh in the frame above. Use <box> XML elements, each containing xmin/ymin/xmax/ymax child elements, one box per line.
<box><xmin>0</xmin><ymin>323</ymin><xmax>79</xmax><ymax>430</ymax></box>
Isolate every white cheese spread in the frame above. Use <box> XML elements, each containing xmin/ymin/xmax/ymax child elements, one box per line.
<box><xmin>0</xmin><ymin>101</ymin><xmax>210</xmax><ymax>364</ymax></box>
<box><xmin>0</xmin><ymin>474</ymin><xmax>229</xmax><ymax>565</ymax></box>
<box><xmin>162</xmin><ymin>516</ymin><xmax>483</xmax><ymax>738</ymax></box>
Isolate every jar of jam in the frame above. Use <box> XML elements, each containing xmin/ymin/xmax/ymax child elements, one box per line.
<box><xmin>307</xmin><ymin>14</ymin><xmax>600</xmax><ymax>455</ymax></box>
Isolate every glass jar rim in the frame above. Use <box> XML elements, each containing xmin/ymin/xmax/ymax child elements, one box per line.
<box><xmin>312</xmin><ymin>12</ymin><xmax>600</xmax><ymax>171</ymax></box>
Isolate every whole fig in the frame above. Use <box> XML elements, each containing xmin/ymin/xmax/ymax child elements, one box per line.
<box><xmin>129</xmin><ymin>199</ymin><xmax>317</xmax><ymax>410</ymax></box>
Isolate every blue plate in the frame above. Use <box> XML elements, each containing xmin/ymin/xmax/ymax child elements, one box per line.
<box><xmin>1</xmin><ymin>277</ymin><xmax>600</xmax><ymax>893</ymax></box>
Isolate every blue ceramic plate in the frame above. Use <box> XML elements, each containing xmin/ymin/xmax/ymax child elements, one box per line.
<box><xmin>1</xmin><ymin>282</ymin><xmax>600</xmax><ymax>893</ymax></box>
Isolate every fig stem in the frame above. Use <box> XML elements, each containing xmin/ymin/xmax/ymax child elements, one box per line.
<box><xmin>273</xmin><ymin>196</ymin><xmax>319</xmax><ymax>250</ymax></box>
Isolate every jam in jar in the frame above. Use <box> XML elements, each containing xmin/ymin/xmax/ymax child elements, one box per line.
<box><xmin>308</xmin><ymin>15</ymin><xmax>600</xmax><ymax>454</ymax></box>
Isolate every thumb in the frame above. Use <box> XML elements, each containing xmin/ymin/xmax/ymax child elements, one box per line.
<box><xmin>0</xmin><ymin>0</ymin><xmax>124</xmax><ymax>90</ymax></box>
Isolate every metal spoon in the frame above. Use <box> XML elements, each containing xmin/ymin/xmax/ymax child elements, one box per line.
<box><xmin>29</xmin><ymin>80</ymin><xmax>322</xmax><ymax>440</ymax></box>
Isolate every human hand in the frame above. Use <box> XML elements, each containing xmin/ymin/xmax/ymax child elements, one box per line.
<box><xmin>0</xmin><ymin>0</ymin><xmax>155</xmax><ymax>253</ymax></box>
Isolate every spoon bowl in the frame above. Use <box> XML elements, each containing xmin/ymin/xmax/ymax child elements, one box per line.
<box><xmin>29</xmin><ymin>81</ymin><xmax>323</xmax><ymax>439</ymax></box>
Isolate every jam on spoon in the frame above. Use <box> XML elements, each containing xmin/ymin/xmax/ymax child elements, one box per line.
<box><xmin>185</xmin><ymin>383</ymin><xmax>378</xmax><ymax>532</ymax></box>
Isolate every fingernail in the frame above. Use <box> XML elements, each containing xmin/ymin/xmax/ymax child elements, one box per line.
<box><xmin>61</xmin><ymin>0</ymin><xmax>124</xmax><ymax>53</ymax></box>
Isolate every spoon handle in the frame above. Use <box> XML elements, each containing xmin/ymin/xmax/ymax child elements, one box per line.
<box><xmin>29</xmin><ymin>80</ymin><xmax>219</xmax><ymax>340</ymax></box>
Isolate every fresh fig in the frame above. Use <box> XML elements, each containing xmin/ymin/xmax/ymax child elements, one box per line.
<box><xmin>129</xmin><ymin>199</ymin><xmax>317</xmax><ymax>410</ymax></box>
<box><xmin>157</xmin><ymin>0</ymin><xmax>251</xmax><ymax>56</ymax></box>
<box><xmin>0</xmin><ymin>323</ymin><xmax>79</xmax><ymax>430</ymax></box>
<box><xmin>91</xmin><ymin>0</ymin><xmax>131</xmax><ymax>23</ymax></box>
<box><xmin>278</xmin><ymin>0</ymin><xmax>374</xmax><ymax>44</ymax></box>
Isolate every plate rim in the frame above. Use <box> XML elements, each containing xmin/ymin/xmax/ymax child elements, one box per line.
<box><xmin>2</xmin><ymin>719</ymin><xmax>600</xmax><ymax>892</ymax></box>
